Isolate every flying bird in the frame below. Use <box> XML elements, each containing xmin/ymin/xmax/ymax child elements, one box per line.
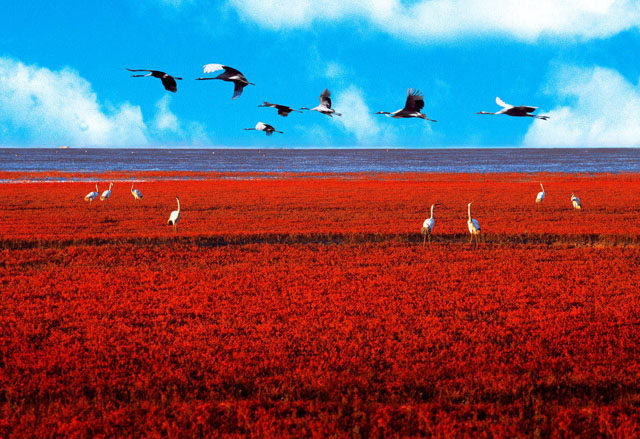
<box><xmin>571</xmin><ymin>193</ymin><xmax>583</xmax><ymax>210</ymax></box>
<box><xmin>168</xmin><ymin>196</ymin><xmax>181</xmax><ymax>232</ymax></box>
<box><xmin>196</xmin><ymin>64</ymin><xmax>254</xmax><ymax>99</ymax></box>
<box><xmin>300</xmin><ymin>88</ymin><xmax>341</xmax><ymax>117</ymax></box>
<box><xmin>536</xmin><ymin>183</ymin><xmax>545</xmax><ymax>205</ymax></box>
<box><xmin>421</xmin><ymin>204</ymin><xmax>438</xmax><ymax>245</ymax></box>
<box><xmin>477</xmin><ymin>97</ymin><xmax>549</xmax><ymax>119</ymax></box>
<box><xmin>244</xmin><ymin>122</ymin><xmax>283</xmax><ymax>136</ymax></box>
<box><xmin>100</xmin><ymin>182</ymin><xmax>113</xmax><ymax>201</ymax></box>
<box><xmin>258</xmin><ymin>101</ymin><xmax>303</xmax><ymax>117</ymax></box>
<box><xmin>84</xmin><ymin>184</ymin><xmax>99</xmax><ymax>203</ymax></box>
<box><xmin>126</xmin><ymin>69</ymin><xmax>182</xmax><ymax>92</ymax></box>
<box><xmin>131</xmin><ymin>183</ymin><xmax>143</xmax><ymax>200</ymax></box>
<box><xmin>375</xmin><ymin>89</ymin><xmax>437</xmax><ymax>121</ymax></box>
<box><xmin>467</xmin><ymin>202</ymin><xmax>481</xmax><ymax>244</ymax></box>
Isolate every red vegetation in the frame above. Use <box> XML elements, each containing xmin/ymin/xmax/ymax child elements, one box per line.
<box><xmin>1</xmin><ymin>173</ymin><xmax>640</xmax><ymax>437</ymax></box>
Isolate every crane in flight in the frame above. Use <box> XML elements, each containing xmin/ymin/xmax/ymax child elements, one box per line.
<box><xmin>375</xmin><ymin>89</ymin><xmax>437</xmax><ymax>121</ymax></box>
<box><xmin>477</xmin><ymin>97</ymin><xmax>549</xmax><ymax>119</ymax></box>
<box><xmin>258</xmin><ymin>101</ymin><xmax>303</xmax><ymax>117</ymax></box>
<box><xmin>301</xmin><ymin>88</ymin><xmax>341</xmax><ymax>117</ymax></box>
<box><xmin>244</xmin><ymin>122</ymin><xmax>283</xmax><ymax>136</ymax></box>
<box><xmin>126</xmin><ymin>69</ymin><xmax>182</xmax><ymax>92</ymax></box>
<box><xmin>196</xmin><ymin>64</ymin><xmax>254</xmax><ymax>99</ymax></box>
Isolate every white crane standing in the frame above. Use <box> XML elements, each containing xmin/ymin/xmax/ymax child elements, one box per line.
<box><xmin>84</xmin><ymin>184</ymin><xmax>99</xmax><ymax>203</ymax></box>
<box><xmin>131</xmin><ymin>183</ymin><xmax>143</xmax><ymax>200</ymax></box>
<box><xmin>100</xmin><ymin>182</ymin><xmax>113</xmax><ymax>201</ymax></box>
<box><xmin>196</xmin><ymin>64</ymin><xmax>254</xmax><ymax>99</ymax></box>
<box><xmin>536</xmin><ymin>183</ymin><xmax>545</xmax><ymax>205</ymax></box>
<box><xmin>300</xmin><ymin>88</ymin><xmax>341</xmax><ymax>117</ymax></box>
<box><xmin>375</xmin><ymin>89</ymin><xmax>437</xmax><ymax>121</ymax></box>
<box><xmin>571</xmin><ymin>193</ymin><xmax>583</xmax><ymax>210</ymax></box>
<box><xmin>421</xmin><ymin>204</ymin><xmax>438</xmax><ymax>245</ymax></box>
<box><xmin>477</xmin><ymin>97</ymin><xmax>549</xmax><ymax>120</ymax></box>
<box><xmin>244</xmin><ymin>122</ymin><xmax>283</xmax><ymax>136</ymax></box>
<box><xmin>467</xmin><ymin>202</ymin><xmax>481</xmax><ymax>244</ymax></box>
<box><xmin>168</xmin><ymin>196</ymin><xmax>181</xmax><ymax>232</ymax></box>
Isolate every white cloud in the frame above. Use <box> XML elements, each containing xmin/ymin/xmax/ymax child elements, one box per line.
<box><xmin>0</xmin><ymin>57</ymin><xmax>148</xmax><ymax>147</ymax></box>
<box><xmin>0</xmin><ymin>57</ymin><xmax>211</xmax><ymax>147</ymax></box>
<box><xmin>333</xmin><ymin>86</ymin><xmax>394</xmax><ymax>145</ymax></box>
<box><xmin>152</xmin><ymin>95</ymin><xmax>211</xmax><ymax>145</ymax></box>
<box><xmin>228</xmin><ymin>0</ymin><xmax>640</xmax><ymax>42</ymax></box>
<box><xmin>153</xmin><ymin>95</ymin><xmax>180</xmax><ymax>132</ymax></box>
<box><xmin>524</xmin><ymin>65</ymin><xmax>640</xmax><ymax>147</ymax></box>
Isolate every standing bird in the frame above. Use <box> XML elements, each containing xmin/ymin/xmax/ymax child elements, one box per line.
<box><xmin>126</xmin><ymin>69</ymin><xmax>182</xmax><ymax>92</ymax></box>
<box><xmin>84</xmin><ymin>184</ymin><xmax>99</xmax><ymax>203</ymax></box>
<box><xmin>467</xmin><ymin>202</ymin><xmax>481</xmax><ymax>244</ymax></box>
<box><xmin>536</xmin><ymin>183</ymin><xmax>545</xmax><ymax>205</ymax></box>
<box><xmin>421</xmin><ymin>204</ymin><xmax>438</xmax><ymax>245</ymax></box>
<box><xmin>375</xmin><ymin>89</ymin><xmax>437</xmax><ymax>121</ymax></box>
<box><xmin>196</xmin><ymin>64</ymin><xmax>254</xmax><ymax>99</ymax></box>
<box><xmin>477</xmin><ymin>97</ymin><xmax>549</xmax><ymax>120</ymax></box>
<box><xmin>244</xmin><ymin>122</ymin><xmax>283</xmax><ymax>136</ymax></box>
<box><xmin>131</xmin><ymin>183</ymin><xmax>143</xmax><ymax>200</ymax></box>
<box><xmin>167</xmin><ymin>197</ymin><xmax>181</xmax><ymax>232</ymax></box>
<box><xmin>571</xmin><ymin>193</ymin><xmax>583</xmax><ymax>210</ymax></box>
<box><xmin>300</xmin><ymin>88</ymin><xmax>341</xmax><ymax>117</ymax></box>
<box><xmin>258</xmin><ymin>101</ymin><xmax>303</xmax><ymax>117</ymax></box>
<box><xmin>100</xmin><ymin>182</ymin><xmax>113</xmax><ymax>201</ymax></box>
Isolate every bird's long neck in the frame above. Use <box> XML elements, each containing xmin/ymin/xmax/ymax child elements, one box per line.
<box><xmin>430</xmin><ymin>204</ymin><xmax>434</xmax><ymax>219</ymax></box>
<box><xmin>95</xmin><ymin>184</ymin><xmax>99</xmax><ymax>192</ymax></box>
<box><xmin>477</xmin><ymin>111</ymin><xmax>496</xmax><ymax>115</ymax></box>
<box><xmin>540</xmin><ymin>183</ymin><xmax>544</xmax><ymax>192</ymax></box>
<box><xmin>176</xmin><ymin>198</ymin><xmax>180</xmax><ymax>212</ymax></box>
<box><xmin>468</xmin><ymin>204</ymin><xmax>471</xmax><ymax>220</ymax></box>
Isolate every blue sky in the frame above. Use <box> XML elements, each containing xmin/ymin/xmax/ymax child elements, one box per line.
<box><xmin>1</xmin><ymin>0</ymin><xmax>640</xmax><ymax>148</ymax></box>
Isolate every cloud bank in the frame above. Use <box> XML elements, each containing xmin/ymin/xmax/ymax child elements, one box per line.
<box><xmin>0</xmin><ymin>57</ymin><xmax>208</xmax><ymax>147</ymax></box>
<box><xmin>228</xmin><ymin>0</ymin><xmax>640</xmax><ymax>42</ymax></box>
<box><xmin>524</xmin><ymin>65</ymin><xmax>640</xmax><ymax>147</ymax></box>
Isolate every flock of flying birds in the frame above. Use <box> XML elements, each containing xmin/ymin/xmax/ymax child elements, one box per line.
<box><xmin>81</xmin><ymin>64</ymin><xmax>560</xmax><ymax>235</ymax></box>
<box><xmin>85</xmin><ymin>180</ymin><xmax>584</xmax><ymax>239</ymax></box>
<box><xmin>126</xmin><ymin>64</ymin><xmax>550</xmax><ymax>135</ymax></box>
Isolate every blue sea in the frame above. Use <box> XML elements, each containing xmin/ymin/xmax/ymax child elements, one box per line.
<box><xmin>1</xmin><ymin>148</ymin><xmax>639</xmax><ymax>174</ymax></box>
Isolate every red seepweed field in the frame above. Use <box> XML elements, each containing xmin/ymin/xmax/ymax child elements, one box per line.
<box><xmin>1</xmin><ymin>172</ymin><xmax>640</xmax><ymax>438</ymax></box>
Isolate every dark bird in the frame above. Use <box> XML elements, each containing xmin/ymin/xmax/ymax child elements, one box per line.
<box><xmin>196</xmin><ymin>64</ymin><xmax>254</xmax><ymax>99</ymax></box>
<box><xmin>244</xmin><ymin>122</ymin><xmax>283</xmax><ymax>136</ymax></box>
<box><xmin>477</xmin><ymin>97</ymin><xmax>549</xmax><ymax>120</ymax></box>
<box><xmin>258</xmin><ymin>101</ymin><xmax>303</xmax><ymax>117</ymax></box>
<box><xmin>126</xmin><ymin>69</ymin><xmax>182</xmax><ymax>92</ymax></box>
<box><xmin>300</xmin><ymin>88</ymin><xmax>341</xmax><ymax>117</ymax></box>
<box><xmin>375</xmin><ymin>89</ymin><xmax>436</xmax><ymax>121</ymax></box>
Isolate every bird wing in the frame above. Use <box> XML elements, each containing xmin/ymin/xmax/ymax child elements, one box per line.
<box><xmin>203</xmin><ymin>64</ymin><xmax>225</xmax><ymax>74</ymax></box>
<box><xmin>255</xmin><ymin>122</ymin><xmax>267</xmax><ymax>130</ymax></box>
<box><xmin>320</xmin><ymin>88</ymin><xmax>332</xmax><ymax>108</ymax></box>
<box><xmin>161</xmin><ymin>76</ymin><xmax>178</xmax><ymax>92</ymax></box>
<box><xmin>404</xmin><ymin>89</ymin><xmax>424</xmax><ymax>112</ymax></box>
<box><xmin>495</xmin><ymin>97</ymin><xmax>512</xmax><ymax>108</ymax></box>
<box><xmin>515</xmin><ymin>105</ymin><xmax>537</xmax><ymax>113</ymax></box>
<box><xmin>276</xmin><ymin>106</ymin><xmax>292</xmax><ymax>116</ymax></box>
<box><xmin>232</xmin><ymin>81</ymin><xmax>247</xmax><ymax>99</ymax></box>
